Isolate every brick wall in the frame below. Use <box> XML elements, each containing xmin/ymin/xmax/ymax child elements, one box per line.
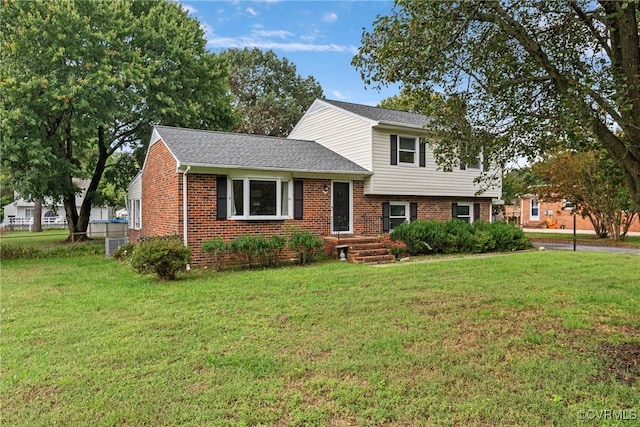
<box><xmin>132</xmin><ymin>142</ymin><xmax>495</xmax><ymax>267</ymax></box>
<box><xmin>139</xmin><ymin>141</ymin><xmax>182</xmax><ymax>240</ymax></box>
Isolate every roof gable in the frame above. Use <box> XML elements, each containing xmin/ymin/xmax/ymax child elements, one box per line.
<box><xmin>320</xmin><ymin>99</ymin><xmax>430</xmax><ymax>128</ymax></box>
<box><xmin>153</xmin><ymin>125</ymin><xmax>371</xmax><ymax>175</ymax></box>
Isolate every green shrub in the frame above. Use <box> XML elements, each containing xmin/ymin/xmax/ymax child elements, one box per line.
<box><xmin>112</xmin><ymin>242</ymin><xmax>136</xmax><ymax>261</ymax></box>
<box><xmin>130</xmin><ymin>236</ymin><xmax>191</xmax><ymax>280</ymax></box>
<box><xmin>391</xmin><ymin>219</ymin><xmax>530</xmax><ymax>255</ymax></box>
<box><xmin>483</xmin><ymin>222</ymin><xmax>531</xmax><ymax>251</ymax></box>
<box><xmin>0</xmin><ymin>239</ymin><xmax>104</xmax><ymax>260</ymax></box>
<box><xmin>201</xmin><ymin>238</ymin><xmax>229</xmax><ymax>271</ymax></box>
<box><xmin>229</xmin><ymin>234</ymin><xmax>285</xmax><ymax>267</ymax></box>
<box><xmin>289</xmin><ymin>230</ymin><xmax>324</xmax><ymax>264</ymax></box>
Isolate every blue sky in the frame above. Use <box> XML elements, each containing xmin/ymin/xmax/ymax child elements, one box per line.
<box><xmin>181</xmin><ymin>0</ymin><xmax>400</xmax><ymax>106</ymax></box>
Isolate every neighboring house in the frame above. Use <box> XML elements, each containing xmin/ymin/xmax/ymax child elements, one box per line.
<box><xmin>128</xmin><ymin>99</ymin><xmax>502</xmax><ymax>266</ymax></box>
<box><xmin>509</xmin><ymin>195</ymin><xmax>640</xmax><ymax>232</ymax></box>
<box><xmin>2</xmin><ymin>178</ymin><xmax>114</xmax><ymax>229</ymax></box>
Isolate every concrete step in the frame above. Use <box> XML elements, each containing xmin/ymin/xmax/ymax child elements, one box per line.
<box><xmin>350</xmin><ymin>254</ymin><xmax>396</xmax><ymax>264</ymax></box>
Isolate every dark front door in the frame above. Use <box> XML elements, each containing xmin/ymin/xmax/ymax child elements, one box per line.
<box><xmin>332</xmin><ymin>182</ymin><xmax>350</xmax><ymax>233</ymax></box>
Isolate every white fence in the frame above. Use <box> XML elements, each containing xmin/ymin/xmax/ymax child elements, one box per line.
<box><xmin>3</xmin><ymin>217</ymin><xmax>67</xmax><ymax>231</ymax></box>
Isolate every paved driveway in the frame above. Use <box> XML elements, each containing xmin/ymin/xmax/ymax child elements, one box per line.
<box><xmin>532</xmin><ymin>242</ymin><xmax>640</xmax><ymax>255</ymax></box>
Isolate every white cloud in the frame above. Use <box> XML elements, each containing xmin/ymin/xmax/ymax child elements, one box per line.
<box><xmin>181</xmin><ymin>3</ymin><xmax>197</xmax><ymax>15</ymax></box>
<box><xmin>323</xmin><ymin>12</ymin><xmax>338</xmax><ymax>23</ymax></box>
<box><xmin>246</xmin><ymin>7</ymin><xmax>258</xmax><ymax>17</ymax></box>
<box><xmin>206</xmin><ymin>28</ymin><xmax>358</xmax><ymax>53</ymax></box>
<box><xmin>330</xmin><ymin>90</ymin><xmax>349</xmax><ymax>100</ymax></box>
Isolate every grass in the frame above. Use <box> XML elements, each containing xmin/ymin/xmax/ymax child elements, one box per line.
<box><xmin>524</xmin><ymin>231</ymin><xmax>640</xmax><ymax>248</ymax></box>
<box><xmin>2</xmin><ymin>249</ymin><xmax>639</xmax><ymax>426</ymax></box>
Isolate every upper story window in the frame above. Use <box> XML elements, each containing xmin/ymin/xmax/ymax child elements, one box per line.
<box><xmin>390</xmin><ymin>134</ymin><xmax>426</xmax><ymax>167</ymax></box>
<box><xmin>230</xmin><ymin>177</ymin><xmax>292</xmax><ymax>220</ymax></box>
<box><xmin>398</xmin><ymin>136</ymin><xmax>417</xmax><ymax>165</ymax></box>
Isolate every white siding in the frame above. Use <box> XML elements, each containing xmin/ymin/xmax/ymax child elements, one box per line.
<box><xmin>289</xmin><ymin>105</ymin><xmax>373</xmax><ymax>170</ymax></box>
<box><xmin>370</xmin><ymin>129</ymin><xmax>501</xmax><ymax>198</ymax></box>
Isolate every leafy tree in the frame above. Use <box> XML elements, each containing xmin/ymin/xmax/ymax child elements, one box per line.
<box><xmin>501</xmin><ymin>167</ymin><xmax>546</xmax><ymax>205</ymax></box>
<box><xmin>533</xmin><ymin>151</ymin><xmax>637</xmax><ymax>240</ymax></box>
<box><xmin>222</xmin><ymin>48</ymin><xmax>324</xmax><ymax>136</ymax></box>
<box><xmin>1</xmin><ymin>0</ymin><xmax>237</xmax><ymax>240</ymax></box>
<box><xmin>353</xmin><ymin>1</ymin><xmax>640</xmax><ymax>211</ymax></box>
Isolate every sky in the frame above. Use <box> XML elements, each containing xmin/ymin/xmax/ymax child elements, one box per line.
<box><xmin>181</xmin><ymin>0</ymin><xmax>400</xmax><ymax>106</ymax></box>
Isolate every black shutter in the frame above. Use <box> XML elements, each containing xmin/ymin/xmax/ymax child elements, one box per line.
<box><xmin>410</xmin><ymin>202</ymin><xmax>418</xmax><ymax>221</ymax></box>
<box><xmin>216</xmin><ymin>176</ymin><xmax>227</xmax><ymax>220</ymax></box>
<box><xmin>293</xmin><ymin>180</ymin><xmax>303</xmax><ymax>220</ymax></box>
<box><xmin>473</xmin><ymin>202</ymin><xmax>481</xmax><ymax>222</ymax></box>
<box><xmin>419</xmin><ymin>143</ymin><xmax>426</xmax><ymax>167</ymax></box>
<box><xmin>460</xmin><ymin>163</ymin><xmax>466</xmax><ymax>170</ymax></box>
<box><xmin>382</xmin><ymin>202</ymin><xmax>390</xmax><ymax>232</ymax></box>
<box><xmin>390</xmin><ymin>135</ymin><xmax>398</xmax><ymax>165</ymax></box>
<box><xmin>451</xmin><ymin>202</ymin><xmax>458</xmax><ymax>219</ymax></box>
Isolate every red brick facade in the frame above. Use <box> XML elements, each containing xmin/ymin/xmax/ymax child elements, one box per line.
<box><xmin>131</xmin><ymin>140</ymin><xmax>493</xmax><ymax>267</ymax></box>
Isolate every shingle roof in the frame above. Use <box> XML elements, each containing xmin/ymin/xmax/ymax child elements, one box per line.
<box><xmin>321</xmin><ymin>99</ymin><xmax>430</xmax><ymax>128</ymax></box>
<box><xmin>154</xmin><ymin>125</ymin><xmax>371</xmax><ymax>175</ymax></box>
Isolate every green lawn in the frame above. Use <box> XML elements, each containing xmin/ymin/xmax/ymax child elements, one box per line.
<box><xmin>2</xmin><ymin>251</ymin><xmax>639</xmax><ymax>426</ymax></box>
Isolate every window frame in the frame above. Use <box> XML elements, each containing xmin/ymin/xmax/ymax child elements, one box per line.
<box><xmin>530</xmin><ymin>199</ymin><xmax>540</xmax><ymax>221</ymax></box>
<box><xmin>389</xmin><ymin>201</ymin><xmax>410</xmax><ymax>230</ymax></box>
<box><xmin>229</xmin><ymin>176</ymin><xmax>293</xmax><ymax>220</ymax></box>
<box><xmin>397</xmin><ymin>135</ymin><xmax>418</xmax><ymax>166</ymax></box>
<box><xmin>454</xmin><ymin>203</ymin><xmax>472</xmax><ymax>223</ymax></box>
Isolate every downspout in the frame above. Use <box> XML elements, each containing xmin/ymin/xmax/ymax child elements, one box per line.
<box><xmin>183</xmin><ymin>166</ymin><xmax>191</xmax><ymax>270</ymax></box>
<box><xmin>520</xmin><ymin>197</ymin><xmax>524</xmax><ymax>228</ymax></box>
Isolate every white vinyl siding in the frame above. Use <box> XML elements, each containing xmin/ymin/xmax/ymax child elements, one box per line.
<box><xmin>369</xmin><ymin>129</ymin><xmax>501</xmax><ymax>197</ymax></box>
<box><xmin>288</xmin><ymin>105</ymin><xmax>373</xmax><ymax>170</ymax></box>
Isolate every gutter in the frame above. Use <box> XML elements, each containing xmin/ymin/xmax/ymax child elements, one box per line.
<box><xmin>183</xmin><ymin>165</ymin><xmax>191</xmax><ymax>270</ymax></box>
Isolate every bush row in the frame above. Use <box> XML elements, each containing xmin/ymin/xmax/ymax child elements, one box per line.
<box><xmin>390</xmin><ymin>220</ymin><xmax>530</xmax><ymax>255</ymax></box>
<box><xmin>1</xmin><ymin>240</ymin><xmax>104</xmax><ymax>260</ymax></box>
<box><xmin>202</xmin><ymin>229</ymin><xmax>324</xmax><ymax>270</ymax></box>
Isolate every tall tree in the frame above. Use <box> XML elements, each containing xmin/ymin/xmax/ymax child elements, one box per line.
<box><xmin>222</xmin><ymin>48</ymin><xmax>324</xmax><ymax>137</ymax></box>
<box><xmin>533</xmin><ymin>150</ymin><xmax>637</xmax><ymax>240</ymax></box>
<box><xmin>1</xmin><ymin>0</ymin><xmax>237</xmax><ymax>240</ymax></box>
<box><xmin>353</xmin><ymin>1</ymin><xmax>640</xmax><ymax>211</ymax></box>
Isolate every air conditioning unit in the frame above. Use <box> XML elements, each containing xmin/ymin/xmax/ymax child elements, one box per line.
<box><xmin>105</xmin><ymin>237</ymin><xmax>129</xmax><ymax>257</ymax></box>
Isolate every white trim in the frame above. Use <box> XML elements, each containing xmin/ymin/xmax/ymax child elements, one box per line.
<box><xmin>389</xmin><ymin>201</ymin><xmax>410</xmax><ymax>230</ymax></box>
<box><xmin>530</xmin><ymin>199</ymin><xmax>540</xmax><ymax>221</ymax></box>
<box><xmin>331</xmin><ymin>180</ymin><xmax>353</xmax><ymax>234</ymax></box>
<box><xmin>454</xmin><ymin>203</ymin><xmax>473</xmax><ymax>223</ymax></box>
<box><xmin>228</xmin><ymin>176</ymin><xmax>293</xmax><ymax>220</ymax></box>
<box><xmin>397</xmin><ymin>135</ymin><xmax>418</xmax><ymax>166</ymax></box>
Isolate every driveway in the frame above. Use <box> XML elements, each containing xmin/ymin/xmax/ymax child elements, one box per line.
<box><xmin>532</xmin><ymin>242</ymin><xmax>640</xmax><ymax>255</ymax></box>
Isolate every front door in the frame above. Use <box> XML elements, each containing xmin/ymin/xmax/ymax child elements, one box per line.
<box><xmin>332</xmin><ymin>181</ymin><xmax>351</xmax><ymax>233</ymax></box>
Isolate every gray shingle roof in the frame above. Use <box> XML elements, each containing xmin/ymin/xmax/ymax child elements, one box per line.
<box><xmin>321</xmin><ymin>99</ymin><xmax>430</xmax><ymax>128</ymax></box>
<box><xmin>154</xmin><ymin>125</ymin><xmax>371</xmax><ymax>175</ymax></box>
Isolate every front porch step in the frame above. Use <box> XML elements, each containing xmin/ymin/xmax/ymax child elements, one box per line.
<box><xmin>350</xmin><ymin>254</ymin><xmax>396</xmax><ymax>264</ymax></box>
<box><xmin>325</xmin><ymin>235</ymin><xmax>396</xmax><ymax>264</ymax></box>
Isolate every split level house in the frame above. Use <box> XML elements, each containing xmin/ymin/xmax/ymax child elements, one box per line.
<box><xmin>127</xmin><ymin>99</ymin><xmax>502</xmax><ymax>266</ymax></box>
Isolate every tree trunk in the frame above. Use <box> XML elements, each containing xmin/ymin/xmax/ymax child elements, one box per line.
<box><xmin>73</xmin><ymin>125</ymin><xmax>110</xmax><ymax>241</ymax></box>
<box><xmin>32</xmin><ymin>198</ymin><xmax>42</xmax><ymax>232</ymax></box>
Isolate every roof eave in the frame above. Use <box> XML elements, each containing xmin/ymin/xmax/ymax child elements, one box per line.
<box><xmin>177</xmin><ymin>162</ymin><xmax>372</xmax><ymax>177</ymax></box>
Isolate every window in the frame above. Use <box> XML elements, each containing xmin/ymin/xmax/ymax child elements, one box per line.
<box><xmin>454</xmin><ymin>204</ymin><xmax>472</xmax><ymax>223</ymax></box>
<box><xmin>230</xmin><ymin>177</ymin><xmax>292</xmax><ymax>219</ymax></box>
<box><xmin>24</xmin><ymin>208</ymin><xmax>35</xmax><ymax>219</ymax></box>
<box><xmin>530</xmin><ymin>199</ymin><xmax>540</xmax><ymax>221</ymax></box>
<box><xmin>398</xmin><ymin>136</ymin><xmax>417</xmax><ymax>165</ymax></box>
<box><xmin>390</xmin><ymin>202</ymin><xmax>409</xmax><ymax>230</ymax></box>
<box><xmin>128</xmin><ymin>199</ymin><xmax>141</xmax><ymax>229</ymax></box>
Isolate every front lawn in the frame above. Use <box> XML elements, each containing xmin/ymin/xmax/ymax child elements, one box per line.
<box><xmin>2</xmin><ymin>252</ymin><xmax>639</xmax><ymax>426</ymax></box>
<box><xmin>525</xmin><ymin>231</ymin><xmax>640</xmax><ymax>248</ymax></box>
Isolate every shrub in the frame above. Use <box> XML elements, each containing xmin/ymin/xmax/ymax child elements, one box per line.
<box><xmin>112</xmin><ymin>242</ymin><xmax>136</xmax><ymax>261</ymax></box>
<box><xmin>289</xmin><ymin>230</ymin><xmax>324</xmax><ymax>264</ymax></box>
<box><xmin>390</xmin><ymin>219</ymin><xmax>530</xmax><ymax>255</ymax></box>
<box><xmin>380</xmin><ymin>235</ymin><xmax>408</xmax><ymax>259</ymax></box>
<box><xmin>484</xmin><ymin>222</ymin><xmax>531</xmax><ymax>251</ymax></box>
<box><xmin>201</xmin><ymin>238</ymin><xmax>229</xmax><ymax>271</ymax></box>
<box><xmin>229</xmin><ymin>234</ymin><xmax>285</xmax><ymax>267</ymax></box>
<box><xmin>0</xmin><ymin>244</ymin><xmax>42</xmax><ymax>260</ymax></box>
<box><xmin>130</xmin><ymin>236</ymin><xmax>191</xmax><ymax>280</ymax></box>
